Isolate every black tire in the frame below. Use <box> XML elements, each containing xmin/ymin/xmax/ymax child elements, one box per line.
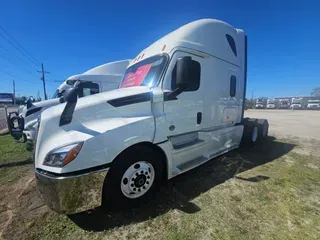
<box><xmin>241</xmin><ymin>119</ymin><xmax>259</xmax><ymax>147</ymax></box>
<box><xmin>102</xmin><ymin>145</ymin><xmax>164</xmax><ymax>209</ymax></box>
<box><xmin>256</xmin><ymin>119</ymin><xmax>269</xmax><ymax>139</ymax></box>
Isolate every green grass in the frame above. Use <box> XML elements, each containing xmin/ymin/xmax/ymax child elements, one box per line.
<box><xmin>1</xmin><ymin>136</ymin><xmax>320</xmax><ymax>240</ymax></box>
<box><xmin>0</xmin><ymin>134</ymin><xmax>33</xmax><ymax>185</ymax></box>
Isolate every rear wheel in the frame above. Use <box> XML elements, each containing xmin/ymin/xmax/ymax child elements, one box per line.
<box><xmin>102</xmin><ymin>146</ymin><xmax>164</xmax><ymax>209</ymax></box>
<box><xmin>241</xmin><ymin>119</ymin><xmax>259</xmax><ymax>147</ymax></box>
<box><xmin>256</xmin><ymin>119</ymin><xmax>269</xmax><ymax>139</ymax></box>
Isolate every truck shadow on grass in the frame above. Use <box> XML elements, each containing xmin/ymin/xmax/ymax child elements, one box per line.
<box><xmin>68</xmin><ymin>136</ymin><xmax>295</xmax><ymax>231</ymax></box>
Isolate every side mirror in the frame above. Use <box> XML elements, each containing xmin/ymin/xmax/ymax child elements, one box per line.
<box><xmin>64</xmin><ymin>81</ymin><xmax>82</xmax><ymax>103</ymax></box>
<box><xmin>64</xmin><ymin>87</ymin><xmax>79</xmax><ymax>103</ymax></box>
<box><xmin>168</xmin><ymin>56</ymin><xmax>200</xmax><ymax>100</ymax></box>
<box><xmin>175</xmin><ymin>56</ymin><xmax>193</xmax><ymax>89</ymax></box>
<box><xmin>26</xmin><ymin>97</ymin><xmax>34</xmax><ymax>109</ymax></box>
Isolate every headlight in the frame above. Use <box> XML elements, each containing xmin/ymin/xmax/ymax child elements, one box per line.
<box><xmin>44</xmin><ymin>142</ymin><xmax>83</xmax><ymax>167</ymax></box>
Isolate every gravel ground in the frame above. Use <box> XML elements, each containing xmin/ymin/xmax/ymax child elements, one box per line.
<box><xmin>245</xmin><ymin>109</ymin><xmax>320</xmax><ymax>140</ymax></box>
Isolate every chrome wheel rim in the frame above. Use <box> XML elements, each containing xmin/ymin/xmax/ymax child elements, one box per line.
<box><xmin>121</xmin><ymin>161</ymin><xmax>155</xmax><ymax>199</ymax></box>
<box><xmin>252</xmin><ymin>126</ymin><xmax>258</xmax><ymax>142</ymax></box>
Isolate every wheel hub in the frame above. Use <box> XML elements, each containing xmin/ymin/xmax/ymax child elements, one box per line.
<box><xmin>121</xmin><ymin>161</ymin><xmax>155</xmax><ymax>199</ymax></box>
<box><xmin>134</xmin><ymin>174</ymin><xmax>147</xmax><ymax>187</ymax></box>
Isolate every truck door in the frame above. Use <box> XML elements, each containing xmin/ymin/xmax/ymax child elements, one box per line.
<box><xmin>162</xmin><ymin>52</ymin><xmax>205</xmax><ymax>164</ymax></box>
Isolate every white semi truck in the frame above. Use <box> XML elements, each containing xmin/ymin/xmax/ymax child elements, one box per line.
<box><xmin>278</xmin><ymin>99</ymin><xmax>290</xmax><ymax>109</ymax></box>
<box><xmin>255</xmin><ymin>99</ymin><xmax>265</xmax><ymax>109</ymax></box>
<box><xmin>307</xmin><ymin>99</ymin><xmax>320</xmax><ymax>110</ymax></box>
<box><xmin>290</xmin><ymin>98</ymin><xmax>303</xmax><ymax>109</ymax></box>
<box><xmin>266</xmin><ymin>98</ymin><xmax>276</xmax><ymax>109</ymax></box>
<box><xmin>34</xmin><ymin>19</ymin><xmax>269</xmax><ymax>214</ymax></box>
<box><xmin>7</xmin><ymin>60</ymin><xmax>130</xmax><ymax>142</ymax></box>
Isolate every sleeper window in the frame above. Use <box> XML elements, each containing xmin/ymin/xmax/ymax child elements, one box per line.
<box><xmin>226</xmin><ymin>34</ymin><xmax>237</xmax><ymax>57</ymax></box>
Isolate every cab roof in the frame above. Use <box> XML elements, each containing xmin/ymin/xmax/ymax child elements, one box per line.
<box><xmin>129</xmin><ymin>19</ymin><xmax>244</xmax><ymax>67</ymax></box>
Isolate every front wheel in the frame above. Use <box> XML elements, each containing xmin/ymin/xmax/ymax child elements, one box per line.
<box><xmin>102</xmin><ymin>146</ymin><xmax>164</xmax><ymax>209</ymax></box>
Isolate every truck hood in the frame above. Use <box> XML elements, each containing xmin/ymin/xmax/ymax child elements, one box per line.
<box><xmin>20</xmin><ymin>98</ymin><xmax>61</xmax><ymax>118</ymax></box>
<box><xmin>35</xmin><ymin>86</ymin><xmax>154</xmax><ymax>172</ymax></box>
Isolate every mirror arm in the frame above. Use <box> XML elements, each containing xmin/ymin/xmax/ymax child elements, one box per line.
<box><xmin>166</xmin><ymin>87</ymin><xmax>185</xmax><ymax>100</ymax></box>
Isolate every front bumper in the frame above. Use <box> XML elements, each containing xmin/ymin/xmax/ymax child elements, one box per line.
<box><xmin>35</xmin><ymin>167</ymin><xmax>109</xmax><ymax>214</ymax></box>
<box><xmin>307</xmin><ymin>106</ymin><xmax>320</xmax><ymax>110</ymax></box>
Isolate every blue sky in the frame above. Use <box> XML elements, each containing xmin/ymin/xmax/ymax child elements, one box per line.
<box><xmin>0</xmin><ymin>0</ymin><xmax>319</xmax><ymax>99</ymax></box>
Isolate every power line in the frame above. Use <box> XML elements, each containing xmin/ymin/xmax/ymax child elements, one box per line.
<box><xmin>0</xmin><ymin>44</ymin><xmax>39</xmax><ymax>71</ymax></box>
<box><xmin>0</xmin><ymin>69</ymin><xmax>34</xmax><ymax>84</ymax></box>
<box><xmin>0</xmin><ymin>52</ymin><xmax>38</xmax><ymax>78</ymax></box>
<box><xmin>0</xmin><ymin>69</ymin><xmax>20</xmax><ymax>79</ymax></box>
<box><xmin>0</xmin><ymin>26</ymin><xmax>59</xmax><ymax>81</ymax></box>
<box><xmin>0</xmin><ymin>26</ymin><xmax>41</xmax><ymax>67</ymax></box>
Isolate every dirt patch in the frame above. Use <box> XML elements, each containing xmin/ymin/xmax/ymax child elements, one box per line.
<box><xmin>0</xmin><ymin>171</ymin><xmax>48</xmax><ymax>240</ymax></box>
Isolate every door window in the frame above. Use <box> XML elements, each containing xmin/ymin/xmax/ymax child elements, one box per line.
<box><xmin>171</xmin><ymin>60</ymin><xmax>201</xmax><ymax>91</ymax></box>
<box><xmin>78</xmin><ymin>82</ymin><xmax>100</xmax><ymax>98</ymax></box>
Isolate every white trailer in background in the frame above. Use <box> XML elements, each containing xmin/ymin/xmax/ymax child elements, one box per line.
<box><xmin>255</xmin><ymin>99</ymin><xmax>265</xmax><ymax>109</ymax></box>
<box><xmin>291</xmin><ymin>98</ymin><xmax>303</xmax><ymax>109</ymax></box>
<box><xmin>278</xmin><ymin>99</ymin><xmax>290</xmax><ymax>109</ymax></box>
<box><xmin>307</xmin><ymin>99</ymin><xmax>320</xmax><ymax>110</ymax></box>
<box><xmin>34</xmin><ymin>19</ymin><xmax>270</xmax><ymax>214</ymax></box>
<box><xmin>7</xmin><ymin>60</ymin><xmax>130</xmax><ymax>142</ymax></box>
<box><xmin>266</xmin><ymin>99</ymin><xmax>276</xmax><ymax>109</ymax></box>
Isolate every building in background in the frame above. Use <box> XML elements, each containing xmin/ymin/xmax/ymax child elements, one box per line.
<box><xmin>0</xmin><ymin>93</ymin><xmax>14</xmax><ymax>104</ymax></box>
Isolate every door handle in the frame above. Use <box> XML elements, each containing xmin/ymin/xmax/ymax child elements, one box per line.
<box><xmin>197</xmin><ymin>112</ymin><xmax>202</xmax><ymax>124</ymax></box>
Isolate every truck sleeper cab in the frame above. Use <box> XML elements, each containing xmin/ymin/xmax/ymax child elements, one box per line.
<box><xmin>255</xmin><ymin>99</ymin><xmax>265</xmax><ymax>109</ymax></box>
<box><xmin>7</xmin><ymin>60</ymin><xmax>130</xmax><ymax>142</ymax></box>
<box><xmin>35</xmin><ymin>19</ymin><xmax>269</xmax><ymax>214</ymax></box>
<box><xmin>278</xmin><ymin>99</ymin><xmax>290</xmax><ymax>109</ymax></box>
<box><xmin>291</xmin><ymin>98</ymin><xmax>303</xmax><ymax>109</ymax></box>
<box><xmin>266</xmin><ymin>99</ymin><xmax>276</xmax><ymax>109</ymax></box>
<box><xmin>307</xmin><ymin>100</ymin><xmax>320</xmax><ymax>110</ymax></box>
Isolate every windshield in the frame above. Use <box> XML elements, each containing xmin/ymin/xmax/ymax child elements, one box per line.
<box><xmin>51</xmin><ymin>89</ymin><xmax>65</xmax><ymax>99</ymax></box>
<box><xmin>281</xmin><ymin>101</ymin><xmax>288</xmax><ymax>105</ymax></box>
<box><xmin>51</xmin><ymin>90</ymin><xmax>59</xmax><ymax>99</ymax></box>
<box><xmin>309</xmin><ymin>100</ymin><xmax>320</xmax><ymax>103</ymax></box>
<box><xmin>120</xmin><ymin>55</ymin><xmax>168</xmax><ymax>88</ymax></box>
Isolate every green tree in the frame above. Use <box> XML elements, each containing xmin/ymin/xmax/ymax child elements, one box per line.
<box><xmin>311</xmin><ymin>88</ymin><xmax>320</xmax><ymax>96</ymax></box>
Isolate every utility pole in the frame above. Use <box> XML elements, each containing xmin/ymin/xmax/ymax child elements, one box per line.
<box><xmin>13</xmin><ymin>79</ymin><xmax>15</xmax><ymax>106</ymax></box>
<box><xmin>38</xmin><ymin>63</ymin><xmax>49</xmax><ymax>100</ymax></box>
<box><xmin>37</xmin><ymin>90</ymin><xmax>40</xmax><ymax>101</ymax></box>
